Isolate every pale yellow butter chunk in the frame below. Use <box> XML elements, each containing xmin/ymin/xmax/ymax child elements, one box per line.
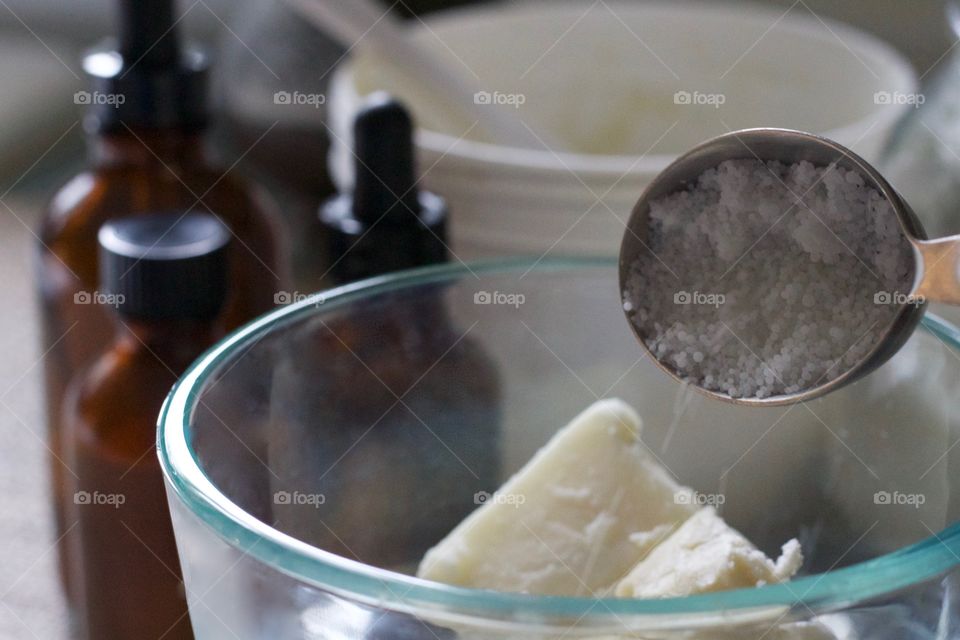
<box><xmin>615</xmin><ymin>507</ymin><xmax>803</xmax><ymax>598</ymax></box>
<box><xmin>417</xmin><ymin>399</ymin><xmax>698</xmax><ymax>595</ymax></box>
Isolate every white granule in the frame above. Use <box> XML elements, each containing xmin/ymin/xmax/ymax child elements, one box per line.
<box><xmin>623</xmin><ymin>159</ymin><xmax>915</xmax><ymax>399</ymax></box>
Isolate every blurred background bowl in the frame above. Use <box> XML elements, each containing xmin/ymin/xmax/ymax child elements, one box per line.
<box><xmin>327</xmin><ymin>1</ymin><xmax>917</xmax><ymax>258</ymax></box>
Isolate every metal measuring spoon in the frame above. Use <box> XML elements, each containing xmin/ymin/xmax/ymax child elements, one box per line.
<box><xmin>619</xmin><ymin>128</ymin><xmax>959</xmax><ymax>407</ymax></box>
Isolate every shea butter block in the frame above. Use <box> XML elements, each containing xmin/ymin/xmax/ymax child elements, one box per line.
<box><xmin>417</xmin><ymin>399</ymin><xmax>698</xmax><ymax>595</ymax></box>
<box><xmin>418</xmin><ymin>398</ymin><xmax>804</xmax><ymax>600</ymax></box>
<box><xmin>615</xmin><ymin>507</ymin><xmax>802</xmax><ymax>598</ymax></box>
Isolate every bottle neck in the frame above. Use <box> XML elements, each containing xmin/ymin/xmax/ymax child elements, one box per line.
<box><xmin>115</xmin><ymin>316</ymin><xmax>220</xmax><ymax>367</ymax></box>
<box><xmin>89</xmin><ymin>127</ymin><xmax>206</xmax><ymax>167</ymax></box>
<box><xmin>385</xmin><ymin>285</ymin><xmax>453</xmax><ymax>330</ymax></box>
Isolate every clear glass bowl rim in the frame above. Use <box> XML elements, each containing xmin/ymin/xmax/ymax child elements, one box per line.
<box><xmin>158</xmin><ymin>256</ymin><xmax>960</xmax><ymax>625</ymax></box>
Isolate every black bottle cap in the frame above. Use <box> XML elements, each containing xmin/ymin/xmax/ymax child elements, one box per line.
<box><xmin>320</xmin><ymin>93</ymin><xmax>448</xmax><ymax>283</ymax></box>
<box><xmin>98</xmin><ymin>212</ymin><xmax>230</xmax><ymax>321</ymax></box>
<box><xmin>82</xmin><ymin>0</ymin><xmax>209</xmax><ymax>134</ymax></box>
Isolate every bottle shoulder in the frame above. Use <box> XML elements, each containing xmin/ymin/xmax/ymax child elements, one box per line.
<box><xmin>276</xmin><ymin>305</ymin><xmax>501</xmax><ymax>400</ymax></box>
<box><xmin>64</xmin><ymin>340</ymin><xmax>181</xmax><ymax>449</ymax></box>
<box><xmin>38</xmin><ymin>163</ymin><xmax>280</xmax><ymax>256</ymax></box>
<box><xmin>39</xmin><ymin>170</ymin><xmax>103</xmax><ymax>245</ymax></box>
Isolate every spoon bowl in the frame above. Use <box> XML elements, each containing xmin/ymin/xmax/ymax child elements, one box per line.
<box><xmin>619</xmin><ymin>128</ymin><xmax>933</xmax><ymax>406</ymax></box>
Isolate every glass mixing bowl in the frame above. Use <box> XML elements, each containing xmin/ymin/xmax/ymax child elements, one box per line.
<box><xmin>159</xmin><ymin>257</ymin><xmax>960</xmax><ymax>639</ymax></box>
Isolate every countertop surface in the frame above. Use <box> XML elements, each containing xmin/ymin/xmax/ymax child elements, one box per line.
<box><xmin>0</xmin><ymin>195</ymin><xmax>71</xmax><ymax>639</ymax></box>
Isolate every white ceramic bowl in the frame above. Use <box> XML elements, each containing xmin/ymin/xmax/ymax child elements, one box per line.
<box><xmin>327</xmin><ymin>1</ymin><xmax>917</xmax><ymax>258</ymax></box>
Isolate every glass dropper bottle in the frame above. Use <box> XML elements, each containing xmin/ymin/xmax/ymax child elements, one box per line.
<box><xmin>36</xmin><ymin>0</ymin><xmax>285</xmax><ymax>603</ymax></box>
<box><xmin>63</xmin><ymin>212</ymin><xmax>232</xmax><ymax>640</ymax></box>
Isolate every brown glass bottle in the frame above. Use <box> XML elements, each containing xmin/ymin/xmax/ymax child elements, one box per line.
<box><xmin>267</xmin><ymin>98</ymin><xmax>501</xmax><ymax>567</ymax></box>
<box><xmin>37</xmin><ymin>0</ymin><xmax>284</xmax><ymax>603</ymax></box>
<box><xmin>268</xmin><ymin>290</ymin><xmax>502</xmax><ymax>567</ymax></box>
<box><xmin>63</xmin><ymin>212</ymin><xmax>232</xmax><ymax>639</ymax></box>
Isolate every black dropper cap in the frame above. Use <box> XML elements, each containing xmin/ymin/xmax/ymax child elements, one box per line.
<box><xmin>98</xmin><ymin>213</ymin><xmax>230</xmax><ymax>321</ymax></box>
<box><xmin>82</xmin><ymin>0</ymin><xmax>209</xmax><ymax>134</ymax></box>
<box><xmin>320</xmin><ymin>94</ymin><xmax>448</xmax><ymax>283</ymax></box>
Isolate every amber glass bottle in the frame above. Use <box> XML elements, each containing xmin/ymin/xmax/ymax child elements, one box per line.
<box><xmin>37</xmin><ymin>0</ymin><xmax>283</xmax><ymax>601</ymax></box>
<box><xmin>63</xmin><ymin>212</ymin><xmax>231</xmax><ymax>639</ymax></box>
<box><xmin>267</xmin><ymin>97</ymin><xmax>501</xmax><ymax>565</ymax></box>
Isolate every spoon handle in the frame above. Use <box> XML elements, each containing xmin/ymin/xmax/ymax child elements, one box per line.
<box><xmin>913</xmin><ymin>237</ymin><xmax>960</xmax><ymax>304</ymax></box>
<box><xmin>283</xmin><ymin>0</ymin><xmax>552</xmax><ymax>149</ymax></box>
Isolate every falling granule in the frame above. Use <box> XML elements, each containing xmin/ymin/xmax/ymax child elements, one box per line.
<box><xmin>622</xmin><ymin>159</ymin><xmax>915</xmax><ymax>399</ymax></box>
